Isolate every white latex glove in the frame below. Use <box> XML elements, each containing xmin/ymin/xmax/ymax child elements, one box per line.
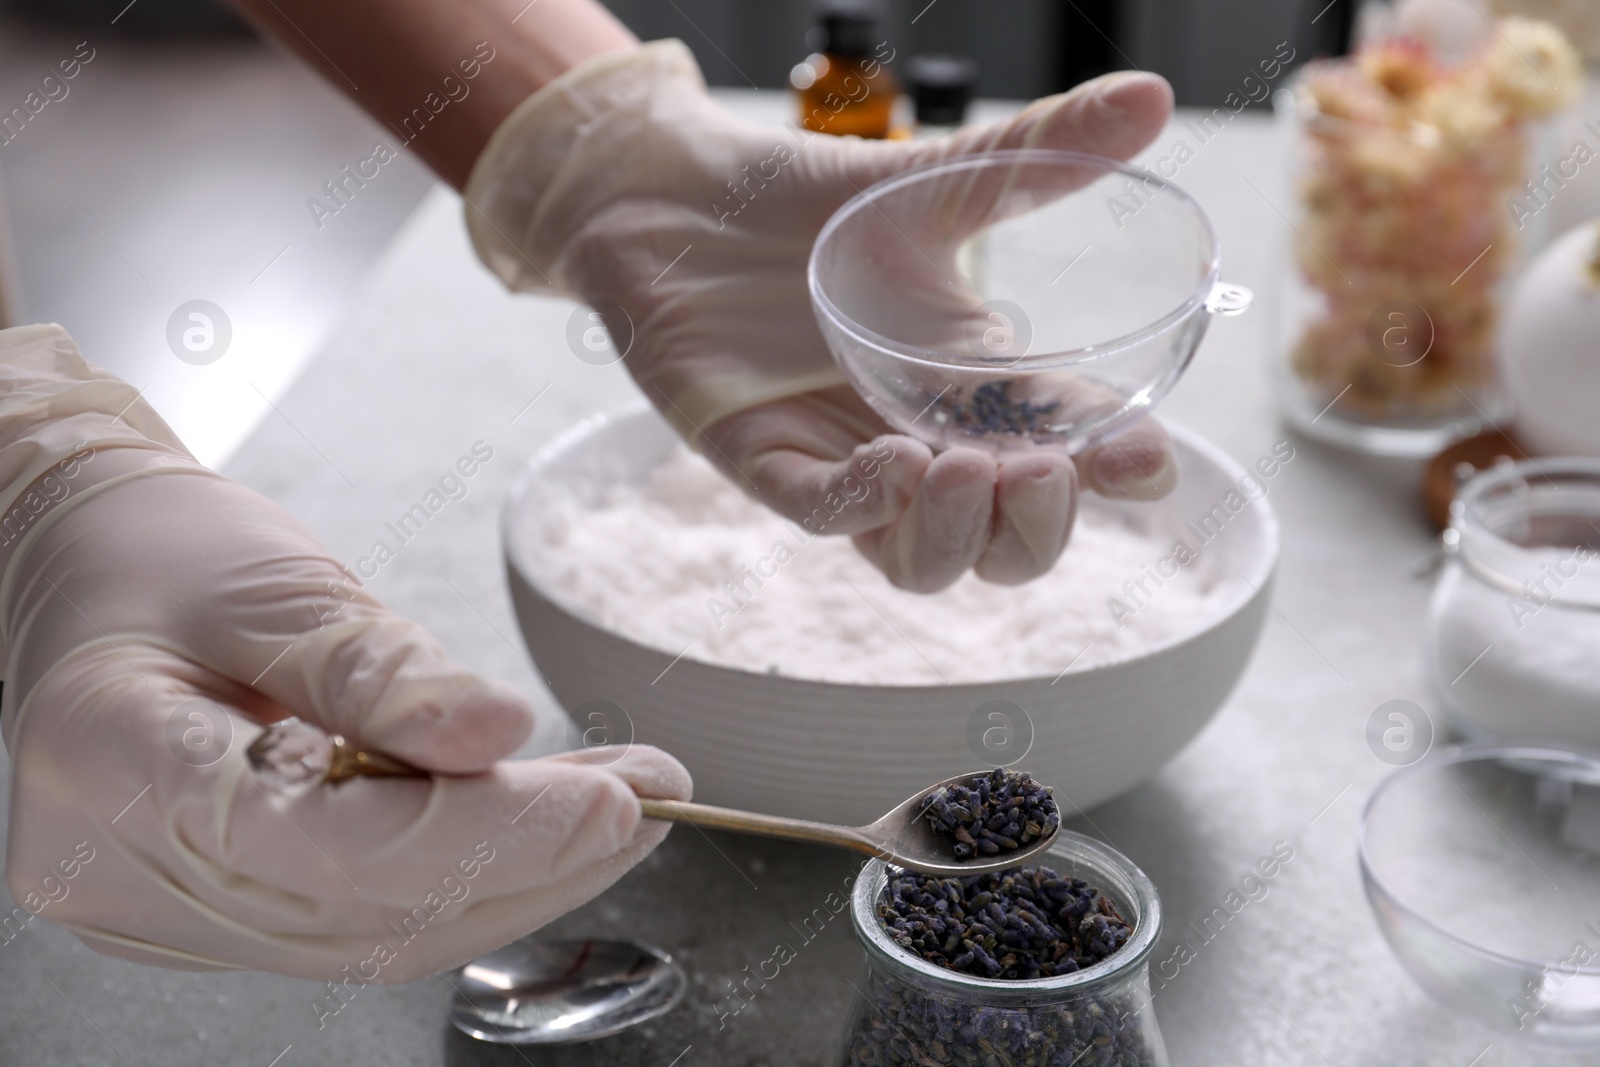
<box><xmin>465</xmin><ymin>41</ymin><xmax>1178</xmax><ymax>592</ymax></box>
<box><xmin>0</xmin><ymin>324</ymin><xmax>690</xmax><ymax>982</ymax></box>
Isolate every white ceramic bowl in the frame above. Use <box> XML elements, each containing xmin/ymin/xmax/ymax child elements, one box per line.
<box><xmin>503</xmin><ymin>406</ymin><xmax>1277</xmax><ymax>825</ymax></box>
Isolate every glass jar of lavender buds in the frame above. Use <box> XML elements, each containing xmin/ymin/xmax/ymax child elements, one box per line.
<box><xmin>839</xmin><ymin>832</ymin><xmax>1167</xmax><ymax>1067</ymax></box>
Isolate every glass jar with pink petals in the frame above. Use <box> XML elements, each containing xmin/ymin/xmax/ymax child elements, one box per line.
<box><xmin>1273</xmin><ymin>18</ymin><xmax>1581</xmax><ymax>456</ymax></box>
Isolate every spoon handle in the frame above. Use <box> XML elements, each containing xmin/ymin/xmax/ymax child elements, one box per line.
<box><xmin>637</xmin><ymin>798</ymin><xmax>885</xmax><ymax>859</ymax></box>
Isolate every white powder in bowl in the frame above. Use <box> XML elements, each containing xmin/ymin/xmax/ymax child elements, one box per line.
<box><xmin>522</xmin><ymin>449</ymin><xmax>1237</xmax><ymax>685</ymax></box>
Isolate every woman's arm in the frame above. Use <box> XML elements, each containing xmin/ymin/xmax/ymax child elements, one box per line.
<box><xmin>227</xmin><ymin>0</ymin><xmax>639</xmax><ymax>187</ymax></box>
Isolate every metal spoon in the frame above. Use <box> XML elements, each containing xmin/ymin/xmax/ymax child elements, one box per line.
<box><xmin>637</xmin><ymin>770</ymin><xmax>1060</xmax><ymax>876</ymax></box>
<box><xmin>448</xmin><ymin>937</ymin><xmax>685</xmax><ymax>1045</ymax></box>
<box><xmin>249</xmin><ymin>723</ymin><xmax>1057</xmax><ymax>874</ymax></box>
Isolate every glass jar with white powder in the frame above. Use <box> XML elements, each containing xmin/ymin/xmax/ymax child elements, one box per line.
<box><xmin>1426</xmin><ymin>458</ymin><xmax>1600</xmax><ymax>748</ymax></box>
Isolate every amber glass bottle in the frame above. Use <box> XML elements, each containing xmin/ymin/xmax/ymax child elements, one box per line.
<box><xmin>790</xmin><ymin>0</ymin><xmax>899</xmax><ymax>139</ymax></box>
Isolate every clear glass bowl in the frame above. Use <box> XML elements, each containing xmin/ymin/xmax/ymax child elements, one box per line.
<box><xmin>1361</xmin><ymin>746</ymin><xmax>1600</xmax><ymax>1047</ymax></box>
<box><xmin>838</xmin><ymin>831</ymin><xmax>1168</xmax><ymax>1066</ymax></box>
<box><xmin>809</xmin><ymin>149</ymin><xmax>1251</xmax><ymax>456</ymax></box>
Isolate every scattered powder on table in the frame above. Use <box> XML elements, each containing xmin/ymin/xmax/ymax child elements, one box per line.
<box><xmin>522</xmin><ymin>448</ymin><xmax>1235</xmax><ymax>685</ymax></box>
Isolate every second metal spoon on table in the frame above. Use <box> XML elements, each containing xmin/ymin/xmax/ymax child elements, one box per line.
<box><xmin>448</xmin><ymin>937</ymin><xmax>685</xmax><ymax>1045</ymax></box>
<box><xmin>638</xmin><ymin>771</ymin><xmax>1059</xmax><ymax>876</ymax></box>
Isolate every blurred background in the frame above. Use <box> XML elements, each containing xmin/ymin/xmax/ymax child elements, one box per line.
<box><xmin>0</xmin><ymin>0</ymin><xmax>1359</xmax><ymax>466</ymax></box>
<box><xmin>598</xmin><ymin>0</ymin><xmax>1355</xmax><ymax>100</ymax></box>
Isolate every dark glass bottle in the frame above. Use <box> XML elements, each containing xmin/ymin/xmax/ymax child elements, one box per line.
<box><xmin>790</xmin><ymin>0</ymin><xmax>899</xmax><ymax>139</ymax></box>
<box><xmin>905</xmin><ymin>54</ymin><xmax>978</xmax><ymax>138</ymax></box>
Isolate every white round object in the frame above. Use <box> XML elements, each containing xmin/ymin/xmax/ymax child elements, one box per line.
<box><xmin>1501</xmin><ymin>220</ymin><xmax>1600</xmax><ymax>456</ymax></box>
<box><xmin>502</xmin><ymin>405</ymin><xmax>1278</xmax><ymax>824</ymax></box>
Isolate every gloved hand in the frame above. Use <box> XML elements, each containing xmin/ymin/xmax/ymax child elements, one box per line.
<box><xmin>0</xmin><ymin>324</ymin><xmax>690</xmax><ymax>982</ymax></box>
<box><xmin>465</xmin><ymin>40</ymin><xmax>1178</xmax><ymax>592</ymax></box>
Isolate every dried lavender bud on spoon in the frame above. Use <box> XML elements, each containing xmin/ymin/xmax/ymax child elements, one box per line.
<box><xmin>918</xmin><ymin>767</ymin><xmax>1060</xmax><ymax>861</ymax></box>
<box><xmin>877</xmin><ymin>865</ymin><xmax>1133</xmax><ymax>980</ymax></box>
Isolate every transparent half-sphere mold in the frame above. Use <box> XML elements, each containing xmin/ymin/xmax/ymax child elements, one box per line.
<box><xmin>809</xmin><ymin>149</ymin><xmax>1250</xmax><ymax>455</ymax></box>
<box><xmin>1361</xmin><ymin>746</ymin><xmax>1600</xmax><ymax>1047</ymax></box>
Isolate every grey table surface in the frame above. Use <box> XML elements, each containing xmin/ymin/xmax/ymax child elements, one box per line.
<box><xmin>3</xmin><ymin>90</ymin><xmax>1597</xmax><ymax>1067</ymax></box>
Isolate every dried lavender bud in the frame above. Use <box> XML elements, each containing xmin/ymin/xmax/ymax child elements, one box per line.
<box><xmin>929</xmin><ymin>380</ymin><xmax>1061</xmax><ymax>440</ymax></box>
<box><xmin>842</xmin><ymin>973</ymin><xmax>1159</xmax><ymax>1067</ymax></box>
<box><xmin>843</xmin><ymin>866</ymin><xmax>1155</xmax><ymax>1067</ymax></box>
<box><xmin>877</xmin><ymin>866</ymin><xmax>1131</xmax><ymax>980</ymax></box>
<box><xmin>919</xmin><ymin>768</ymin><xmax>1060</xmax><ymax>861</ymax></box>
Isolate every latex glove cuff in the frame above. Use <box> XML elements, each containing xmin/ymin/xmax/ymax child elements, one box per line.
<box><xmin>0</xmin><ymin>324</ymin><xmax>197</xmax><ymax>668</ymax></box>
<box><xmin>463</xmin><ymin>39</ymin><xmax>708</xmax><ymax>295</ymax></box>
